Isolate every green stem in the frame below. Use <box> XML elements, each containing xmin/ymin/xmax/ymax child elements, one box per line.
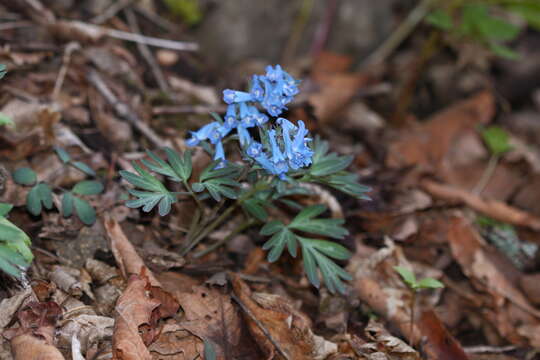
<box><xmin>410</xmin><ymin>290</ymin><xmax>417</xmax><ymax>346</ymax></box>
<box><xmin>193</xmin><ymin>218</ymin><xmax>257</xmax><ymax>258</ymax></box>
<box><xmin>472</xmin><ymin>154</ymin><xmax>499</xmax><ymax>196</ymax></box>
<box><xmin>180</xmin><ymin>183</ymin><xmax>265</xmax><ymax>256</ymax></box>
<box><xmin>183</xmin><ymin>180</ymin><xmax>204</xmax><ymax>211</ymax></box>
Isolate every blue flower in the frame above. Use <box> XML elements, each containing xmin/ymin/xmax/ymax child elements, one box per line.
<box><xmin>278</xmin><ymin>118</ymin><xmax>313</xmax><ymax>170</ymax></box>
<box><xmin>223</xmin><ymin>89</ymin><xmax>254</xmax><ymax>104</ymax></box>
<box><xmin>213</xmin><ymin>140</ymin><xmax>226</xmax><ymax>168</ymax></box>
<box><xmin>250</xmin><ymin>75</ymin><xmax>264</xmax><ymax>102</ymax></box>
<box><xmin>186</xmin><ymin>122</ymin><xmax>220</xmax><ymax>146</ymax></box>
<box><xmin>237</xmin><ymin>125</ymin><xmax>252</xmax><ymax>147</ymax></box>
<box><xmin>246</xmin><ymin>141</ymin><xmax>263</xmax><ymax>158</ymax></box>
<box><xmin>224</xmin><ymin>105</ymin><xmax>238</xmax><ymax>129</ymax></box>
<box><xmin>265</xmin><ymin>64</ymin><xmax>283</xmax><ymax>83</ymax></box>
<box><xmin>239</xmin><ymin>103</ymin><xmax>257</xmax><ymax>128</ymax></box>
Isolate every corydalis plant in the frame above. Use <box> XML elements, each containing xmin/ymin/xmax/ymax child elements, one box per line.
<box><xmin>121</xmin><ymin>65</ymin><xmax>370</xmax><ymax>294</ymax></box>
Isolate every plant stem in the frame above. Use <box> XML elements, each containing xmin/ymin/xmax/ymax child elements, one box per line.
<box><xmin>410</xmin><ymin>290</ymin><xmax>417</xmax><ymax>346</ymax></box>
<box><xmin>183</xmin><ymin>180</ymin><xmax>205</xmax><ymax>212</ymax></box>
<box><xmin>361</xmin><ymin>0</ymin><xmax>436</xmax><ymax>68</ymax></box>
<box><xmin>472</xmin><ymin>154</ymin><xmax>499</xmax><ymax>195</ymax></box>
<box><xmin>193</xmin><ymin>218</ymin><xmax>257</xmax><ymax>258</ymax></box>
<box><xmin>180</xmin><ymin>185</ymin><xmax>262</xmax><ymax>256</ymax></box>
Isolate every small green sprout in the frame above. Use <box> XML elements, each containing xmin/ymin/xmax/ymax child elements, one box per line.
<box><xmin>394</xmin><ymin>266</ymin><xmax>444</xmax><ymax>291</ymax></box>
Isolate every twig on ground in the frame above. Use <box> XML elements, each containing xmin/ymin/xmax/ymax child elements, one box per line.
<box><xmin>361</xmin><ymin>0</ymin><xmax>435</xmax><ymax>68</ymax></box>
<box><xmin>105</xmin><ymin>26</ymin><xmax>198</xmax><ymax>51</ymax></box>
<box><xmin>152</xmin><ymin>105</ymin><xmax>227</xmax><ymax>115</ymax></box>
<box><xmin>472</xmin><ymin>154</ymin><xmax>499</xmax><ymax>195</ymax></box>
<box><xmin>52</xmin><ymin>42</ymin><xmax>80</xmax><ymax>100</ymax></box>
<box><xmin>124</xmin><ymin>8</ymin><xmax>170</xmax><ymax>93</ymax></box>
<box><xmin>134</xmin><ymin>5</ymin><xmax>177</xmax><ymax>32</ymax></box>
<box><xmin>91</xmin><ymin>0</ymin><xmax>133</xmax><ymax>24</ymax></box>
<box><xmin>463</xmin><ymin>345</ymin><xmax>517</xmax><ymax>354</ymax></box>
<box><xmin>421</xmin><ymin>179</ymin><xmax>540</xmax><ymax>231</ymax></box>
<box><xmin>231</xmin><ymin>293</ymin><xmax>291</xmax><ymax>360</ymax></box>
<box><xmin>86</xmin><ymin>69</ymin><xmax>166</xmax><ymax>147</ymax></box>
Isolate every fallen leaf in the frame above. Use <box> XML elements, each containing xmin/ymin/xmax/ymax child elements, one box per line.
<box><xmin>105</xmin><ymin>216</ymin><xmax>161</xmax><ymax>286</ymax></box>
<box><xmin>418</xmin><ymin>310</ymin><xmax>469</xmax><ymax>360</ymax></box>
<box><xmin>112</xmin><ymin>274</ymin><xmax>161</xmax><ymax>360</ymax></box>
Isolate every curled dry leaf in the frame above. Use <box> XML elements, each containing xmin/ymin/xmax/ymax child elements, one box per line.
<box><xmin>363</xmin><ymin>319</ymin><xmax>420</xmax><ymax>360</ymax></box>
<box><xmin>231</xmin><ymin>274</ymin><xmax>337</xmax><ymax>360</ymax></box>
<box><xmin>105</xmin><ymin>216</ymin><xmax>161</xmax><ymax>286</ymax></box>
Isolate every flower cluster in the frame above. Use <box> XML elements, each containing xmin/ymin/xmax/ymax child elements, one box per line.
<box><xmin>186</xmin><ymin>65</ymin><xmax>312</xmax><ymax>178</ymax></box>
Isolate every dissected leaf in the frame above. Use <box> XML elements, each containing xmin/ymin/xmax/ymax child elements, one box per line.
<box><xmin>262</xmin><ymin>227</ymin><xmax>297</xmax><ymax>262</ymax></box>
<box><xmin>289</xmin><ymin>205</ymin><xmax>348</xmax><ymax>239</ymax></box>
<box><xmin>13</xmin><ymin>168</ymin><xmax>37</xmax><ymax>186</ymax></box>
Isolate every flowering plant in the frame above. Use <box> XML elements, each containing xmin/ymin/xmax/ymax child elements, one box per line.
<box><xmin>120</xmin><ymin>65</ymin><xmax>370</xmax><ymax>294</ymax></box>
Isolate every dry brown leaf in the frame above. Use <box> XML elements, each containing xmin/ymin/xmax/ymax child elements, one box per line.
<box><xmin>447</xmin><ymin>216</ymin><xmax>540</xmax><ymax>345</ymax></box>
<box><xmin>105</xmin><ymin>216</ymin><xmax>161</xmax><ymax>286</ymax></box>
<box><xmin>231</xmin><ymin>274</ymin><xmax>335</xmax><ymax>360</ymax></box>
<box><xmin>349</xmin><ymin>239</ymin><xmax>443</xmax><ymax>345</ymax></box>
<box><xmin>112</xmin><ymin>275</ymin><xmax>161</xmax><ymax>360</ymax></box>
<box><xmin>5</xmin><ymin>301</ymin><xmax>64</xmax><ymax>360</ymax></box>
<box><xmin>387</xmin><ymin>91</ymin><xmax>494</xmax><ymax>171</ymax></box>
<box><xmin>423</xmin><ymin>180</ymin><xmax>540</xmax><ymax>231</ymax></box>
<box><xmin>364</xmin><ymin>320</ymin><xmax>420</xmax><ymax>360</ymax></box>
<box><xmin>173</xmin><ymin>285</ymin><xmax>253</xmax><ymax>359</ymax></box>
<box><xmin>418</xmin><ymin>310</ymin><xmax>469</xmax><ymax>360</ymax></box>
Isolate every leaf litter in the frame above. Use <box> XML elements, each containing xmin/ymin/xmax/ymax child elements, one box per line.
<box><xmin>1</xmin><ymin>1</ymin><xmax>540</xmax><ymax>359</ymax></box>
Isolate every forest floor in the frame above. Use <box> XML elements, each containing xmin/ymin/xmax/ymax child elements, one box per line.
<box><xmin>1</xmin><ymin>1</ymin><xmax>540</xmax><ymax>360</ymax></box>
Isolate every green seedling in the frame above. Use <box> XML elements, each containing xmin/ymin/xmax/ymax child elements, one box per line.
<box><xmin>394</xmin><ymin>266</ymin><xmax>444</xmax><ymax>344</ymax></box>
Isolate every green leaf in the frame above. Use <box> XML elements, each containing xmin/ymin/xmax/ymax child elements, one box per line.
<box><xmin>262</xmin><ymin>227</ymin><xmax>297</xmax><ymax>262</ymax></box>
<box><xmin>162</xmin><ymin>0</ymin><xmax>202</xmax><ymax>26</ymax></box>
<box><xmin>62</xmin><ymin>192</ymin><xmax>74</xmax><ymax>218</ymax></box>
<box><xmin>481</xmin><ymin>126</ymin><xmax>512</xmax><ymax>155</ymax></box>
<box><xmin>26</xmin><ymin>183</ymin><xmax>53</xmax><ymax>216</ymax></box>
<box><xmin>242</xmin><ymin>199</ymin><xmax>268</xmax><ymax>222</ymax></box>
<box><xmin>394</xmin><ymin>266</ymin><xmax>417</xmax><ymax>288</ymax></box>
<box><xmin>289</xmin><ymin>206</ymin><xmax>348</xmax><ymax>239</ymax></box>
<box><xmin>260</xmin><ymin>220</ymin><xmax>285</xmax><ymax>235</ymax></box>
<box><xmin>0</xmin><ymin>216</ymin><xmax>33</xmax><ymax>261</ymax></box>
<box><xmin>13</xmin><ymin>167</ymin><xmax>37</xmax><ymax>186</ymax></box>
<box><xmin>299</xmin><ymin>237</ymin><xmax>352</xmax><ymax>294</ymax></box>
<box><xmin>0</xmin><ymin>203</ymin><xmax>13</xmax><ymax>217</ymax></box>
<box><xmin>477</xmin><ymin>15</ymin><xmax>520</xmax><ymax>41</ymax></box>
<box><xmin>26</xmin><ymin>185</ymin><xmax>42</xmax><ymax>216</ymax></box>
<box><xmin>0</xmin><ymin>113</ymin><xmax>13</xmax><ymax>127</ymax></box>
<box><xmin>426</xmin><ymin>9</ymin><xmax>453</xmax><ymax>30</ymax></box>
<box><xmin>73</xmin><ymin>197</ymin><xmax>96</xmax><ymax>225</ymax></box>
<box><xmin>73</xmin><ymin>180</ymin><xmax>104</xmax><ymax>195</ymax></box>
<box><xmin>72</xmin><ymin>161</ymin><xmax>96</xmax><ymax>176</ymax></box>
<box><xmin>488</xmin><ymin>42</ymin><xmax>520</xmax><ymax>59</ymax></box>
<box><xmin>507</xmin><ymin>4</ymin><xmax>540</xmax><ymax>30</ymax></box>
<box><xmin>165</xmin><ymin>147</ymin><xmax>192</xmax><ymax>182</ymax></box>
<box><xmin>416</xmin><ymin>277</ymin><xmax>444</xmax><ymax>290</ymax></box>
<box><xmin>54</xmin><ymin>147</ymin><xmax>71</xmax><ymax>163</ymax></box>
<box><xmin>309</xmin><ymin>239</ymin><xmax>351</xmax><ymax>260</ymax></box>
<box><xmin>0</xmin><ymin>64</ymin><xmax>6</xmax><ymax>79</ymax></box>
<box><xmin>314</xmin><ymin>173</ymin><xmax>371</xmax><ymax>200</ymax></box>
<box><xmin>0</xmin><ymin>245</ymin><xmax>30</xmax><ymax>278</ymax></box>
<box><xmin>196</xmin><ymin>162</ymin><xmax>240</xmax><ymax>201</ymax></box>
<box><xmin>308</xmin><ymin>137</ymin><xmax>353</xmax><ymax>177</ymax></box>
